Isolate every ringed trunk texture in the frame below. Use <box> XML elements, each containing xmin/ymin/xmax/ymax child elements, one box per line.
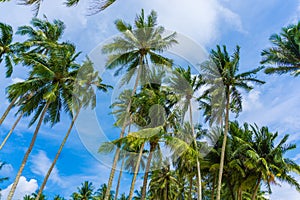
<box><xmin>216</xmin><ymin>87</ymin><xmax>230</xmax><ymax>200</ymax></box>
<box><xmin>7</xmin><ymin>102</ymin><xmax>50</xmax><ymax>200</ymax></box>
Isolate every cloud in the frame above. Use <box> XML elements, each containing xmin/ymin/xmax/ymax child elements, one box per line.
<box><xmin>30</xmin><ymin>150</ymin><xmax>63</xmax><ymax>185</ymax></box>
<box><xmin>0</xmin><ymin>176</ymin><xmax>38</xmax><ymax>199</ymax></box>
<box><xmin>270</xmin><ymin>181</ymin><xmax>300</xmax><ymax>199</ymax></box>
<box><xmin>11</xmin><ymin>77</ymin><xmax>25</xmax><ymax>84</ymax></box>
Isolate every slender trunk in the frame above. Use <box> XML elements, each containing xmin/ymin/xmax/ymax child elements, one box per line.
<box><xmin>238</xmin><ymin>186</ymin><xmax>242</xmax><ymax>200</ymax></box>
<box><xmin>114</xmin><ymin>122</ymin><xmax>132</xmax><ymax>200</ymax></box>
<box><xmin>141</xmin><ymin>143</ymin><xmax>155</xmax><ymax>200</ymax></box>
<box><xmin>189</xmin><ymin>100</ymin><xmax>202</xmax><ymax>200</ymax></box>
<box><xmin>104</xmin><ymin>58</ymin><xmax>144</xmax><ymax>200</ymax></box>
<box><xmin>211</xmin><ymin>173</ymin><xmax>217</xmax><ymax>200</ymax></box>
<box><xmin>128</xmin><ymin>143</ymin><xmax>145</xmax><ymax>200</ymax></box>
<box><xmin>35</xmin><ymin>108</ymin><xmax>81</xmax><ymax>200</ymax></box>
<box><xmin>0</xmin><ymin>112</ymin><xmax>23</xmax><ymax>150</ymax></box>
<box><xmin>189</xmin><ymin>176</ymin><xmax>193</xmax><ymax>200</ymax></box>
<box><xmin>216</xmin><ymin>86</ymin><xmax>230</xmax><ymax>200</ymax></box>
<box><xmin>114</xmin><ymin>156</ymin><xmax>125</xmax><ymax>200</ymax></box>
<box><xmin>7</xmin><ymin>102</ymin><xmax>50</xmax><ymax>200</ymax></box>
<box><xmin>251</xmin><ymin>174</ymin><xmax>262</xmax><ymax>200</ymax></box>
<box><xmin>0</xmin><ymin>97</ymin><xmax>17</xmax><ymax>125</ymax></box>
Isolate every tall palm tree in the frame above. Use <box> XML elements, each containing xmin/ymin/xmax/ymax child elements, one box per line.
<box><xmin>0</xmin><ymin>17</ymin><xmax>67</xmax><ymax>148</ymax></box>
<box><xmin>102</xmin><ymin>9</ymin><xmax>176</xmax><ymax>200</ymax></box>
<box><xmin>94</xmin><ymin>183</ymin><xmax>115</xmax><ymax>200</ymax></box>
<box><xmin>169</xmin><ymin>66</ymin><xmax>204</xmax><ymax>200</ymax></box>
<box><xmin>262</xmin><ymin>21</ymin><xmax>300</xmax><ymax>76</ymax></box>
<box><xmin>201</xmin><ymin>45</ymin><xmax>265</xmax><ymax>200</ymax></box>
<box><xmin>7</xmin><ymin>43</ymin><xmax>81</xmax><ymax>200</ymax></box>
<box><xmin>35</xmin><ymin>58</ymin><xmax>111</xmax><ymax>199</ymax></box>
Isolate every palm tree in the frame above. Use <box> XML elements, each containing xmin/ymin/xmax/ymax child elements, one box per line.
<box><xmin>7</xmin><ymin>43</ymin><xmax>81</xmax><ymax>200</ymax></box>
<box><xmin>71</xmin><ymin>181</ymin><xmax>95</xmax><ymax>200</ymax></box>
<box><xmin>0</xmin><ymin>22</ymin><xmax>18</xmax><ymax>77</ymax></box>
<box><xmin>201</xmin><ymin>45</ymin><xmax>265</xmax><ymax>200</ymax></box>
<box><xmin>246</xmin><ymin>124</ymin><xmax>300</xmax><ymax>200</ymax></box>
<box><xmin>262</xmin><ymin>21</ymin><xmax>300</xmax><ymax>76</ymax></box>
<box><xmin>101</xmin><ymin>9</ymin><xmax>176</xmax><ymax>200</ymax></box>
<box><xmin>0</xmin><ymin>17</ymin><xmax>67</xmax><ymax>148</ymax></box>
<box><xmin>35</xmin><ymin>58</ymin><xmax>111</xmax><ymax>199</ymax></box>
<box><xmin>169</xmin><ymin>66</ymin><xmax>204</xmax><ymax>200</ymax></box>
<box><xmin>94</xmin><ymin>183</ymin><xmax>114</xmax><ymax>200</ymax></box>
<box><xmin>13</xmin><ymin>0</ymin><xmax>117</xmax><ymax>16</ymax></box>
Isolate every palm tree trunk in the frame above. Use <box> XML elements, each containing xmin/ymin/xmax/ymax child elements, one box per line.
<box><xmin>128</xmin><ymin>142</ymin><xmax>145</xmax><ymax>200</ymax></box>
<box><xmin>0</xmin><ymin>97</ymin><xmax>17</xmax><ymax>125</ymax></box>
<box><xmin>7</xmin><ymin>101</ymin><xmax>50</xmax><ymax>200</ymax></box>
<box><xmin>251</xmin><ymin>174</ymin><xmax>262</xmax><ymax>200</ymax></box>
<box><xmin>35</xmin><ymin>108</ymin><xmax>81</xmax><ymax>200</ymax></box>
<box><xmin>189</xmin><ymin>100</ymin><xmax>202</xmax><ymax>200</ymax></box>
<box><xmin>141</xmin><ymin>143</ymin><xmax>155</xmax><ymax>200</ymax></box>
<box><xmin>104</xmin><ymin>59</ymin><xmax>144</xmax><ymax>200</ymax></box>
<box><xmin>0</xmin><ymin>112</ymin><xmax>23</xmax><ymax>150</ymax></box>
<box><xmin>238</xmin><ymin>186</ymin><xmax>242</xmax><ymax>200</ymax></box>
<box><xmin>216</xmin><ymin>86</ymin><xmax>230</xmax><ymax>200</ymax></box>
<box><xmin>114</xmin><ymin>155</ymin><xmax>125</xmax><ymax>200</ymax></box>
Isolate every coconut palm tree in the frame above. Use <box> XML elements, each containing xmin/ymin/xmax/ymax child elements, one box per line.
<box><xmin>71</xmin><ymin>181</ymin><xmax>95</xmax><ymax>200</ymax></box>
<box><xmin>7</xmin><ymin>43</ymin><xmax>81</xmax><ymax>200</ymax></box>
<box><xmin>94</xmin><ymin>183</ymin><xmax>115</xmax><ymax>200</ymax></box>
<box><xmin>201</xmin><ymin>45</ymin><xmax>265</xmax><ymax>200</ymax></box>
<box><xmin>262</xmin><ymin>21</ymin><xmax>300</xmax><ymax>76</ymax></box>
<box><xmin>102</xmin><ymin>9</ymin><xmax>177</xmax><ymax>200</ymax></box>
<box><xmin>35</xmin><ymin>58</ymin><xmax>111</xmax><ymax>199</ymax></box>
<box><xmin>0</xmin><ymin>17</ymin><xmax>67</xmax><ymax>147</ymax></box>
<box><xmin>169</xmin><ymin>66</ymin><xmax>204</xmax><ymax>200</ymax></box>
<box><xmin>0</xmin><ymin>22</ymin><xmax>18</xmax><ymax>77</ymax></box>
<box><xmin>246</xmin><ymin>124</ymin><xmax>300</xmax><ymax>200</ymax></box>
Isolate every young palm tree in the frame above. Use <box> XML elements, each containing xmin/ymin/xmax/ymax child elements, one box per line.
<box><xmin>201</xmin><ymin>45</ymin><xmax>265</xmax><ymax>200</ymax></box>
<box><xmin>35</xmin><ymin>58</ymin><xmax>111</xmax><ymax>199</ymax></box>
<box><xmin>262</xmin><ymin>21</ymin><xmax>300</xmax><ymax>76</ymax></box>
<box><xmin>7</xmin><ymin>43</ymin><xmax>81</xmax><ymax>200</ymax></box>
<box><xmin>102</xmin><ymin>9</ymin><xmax>177</xmax><ymax>200</ymax></box>
<box><xmin>71</xmin><ymin>181</ymin><xmax>95</xmax><ymax>200</ymax></box>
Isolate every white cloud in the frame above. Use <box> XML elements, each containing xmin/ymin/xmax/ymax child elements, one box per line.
<box><xmin>242</xmin><ymin>90</ymin><xmax>262</xmax><ymax>112</ymax></box>
<box><xmin>270</xmin><ymin>181</ymin><xmax>300</xmax><ymax>199</ymax></box>
<box><xmin>0</xmin><ymin>163</ymin><xmax>13</xmax><ymax>178</ymax></box>
<box><xmin>0</xmin><ymin>176</ymin><xmax>38</xmax><ymax>199</ymax></box>
<box><xmin>11</xmin><ymin>77</ymin><xmax>25</xmax><ymax>84</ymax></box>
<box><xmin>30</xmin><ymin>150</ymin><xmax>63</xmax><ymax>185</ymax></box>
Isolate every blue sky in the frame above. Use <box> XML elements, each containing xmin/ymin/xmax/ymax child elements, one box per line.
<box><xmin>0</xmin><ymin>0</ymin><xmax>300</xmax><ymax>199</ymax></box>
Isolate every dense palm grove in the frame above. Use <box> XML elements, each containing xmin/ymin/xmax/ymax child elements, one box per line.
<box><xmin>0</xmin><ymin>7</ymin><xmax>300</xmax><ymax>200</ymax></box>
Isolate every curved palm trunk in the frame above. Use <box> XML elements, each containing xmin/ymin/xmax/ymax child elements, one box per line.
<box><xmin>141</xmin><ymin>143</ymin><xmax>155</xmax><ymax>200</ymax></box>
<box><xmin>104</xmin><ymin>57</ymin><xmax>144</xmax><ymax>200</ymax></box>
<box><xmin>35</xmin><ymin>108</ymin><xmax>81</xmax><ymax>200</ymax></box>
<box><xmin>7</xmin><ymin>101</ymin><xmax>50</xmax><ymax>200</ymax></box>
<box><xmin>128</xmin><ymin>143</ymin><xmax>145</xmax><ymax>200</ymax></box>
<box><xmin>0</xmin><ymin>97</ymin><xmax>17</xmax><ymax>125</ymax></box>
<box><xmin>251</xmin><ymin>174</ymin><xmax>262</xmax><ymax>200</ymax></box>
<box><xmin>0</xmin><ymin>112</ymin><xmax>23</xmax><ymax>150</ymax></box>
<box><xmin>216</xmin><ymin>87</ymin><xmax>230</xmax><ymax>200</ymax></box>
<box><xmin>114</xmin><ymin>156</ymin><xmax>125</xmax><ymax>200</ymax></box>
<box><xmin>189</xmin><ymin>100</ymin><xmax>202</xmax><ymax>200</ymax></box>
<box><xmin>189</xmin><ymin>176</ymin><xmax>193</xmax><ymax>200</ymax></box>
